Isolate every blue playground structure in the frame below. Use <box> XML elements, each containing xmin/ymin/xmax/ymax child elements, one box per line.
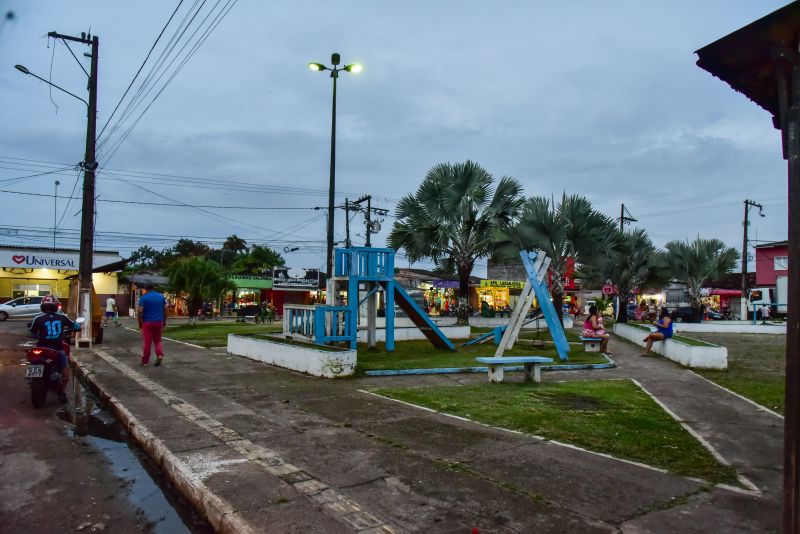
<box><xmin>283</xmin><ymin>247</ymin><xmax>455</xmax><ymax>352</ymax></box>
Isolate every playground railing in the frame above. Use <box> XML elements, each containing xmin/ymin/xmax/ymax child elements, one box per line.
<box><xmin>334</xmin><ymin>247</ymin><xmax>395</xmax><ymax>279</ymax></box>
<box><xmin>284</xmin><ymin>305</ymin><xmax>317</xmax><ymax>340</ymax></box>
<box><xmin>313</xmin><ymin>305</ymin><xmax>357</xmax><ymax>348</ymax></box>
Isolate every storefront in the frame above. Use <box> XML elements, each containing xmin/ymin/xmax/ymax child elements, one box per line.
<box><xmin>701</xmin><ymin>288</ymin><xmax>741</xmax><ymax>312</ymax></box>
<box><xmin>226</xmin><ymin>274</ymin><xmax>273</xmax><ymax>315</ymax></box>
<box><xmin>478</xmin><ymin>280</ymin><xmax>525</xmax><ymax>313</ymax></box>
<box><xmin>422</xmin><ymin>280</ymin><xmax>458</xmax><ymax>315</ymax></box>
<box><xmin>0</xmin><ymin>246</ymin><xmax>123</xmax><ymax>307</ymax></box>
<box><xmin>266</xmin><ymin>267</ymin><xmax>321</xmax><ymax>314</ymax></box>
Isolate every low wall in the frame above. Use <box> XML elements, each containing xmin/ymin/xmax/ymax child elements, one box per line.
<box><xmin>673</xmin><ymin>322</ymin><xmax>785</xmax><ymax>335</ymax></box>
<box><xmin>227</xmin><ymin>334</ymin><xmax>356</xmax><ymax>378</ymax></box>
<box><xmin>468</xmin><ymin>317</ymin><xmax>573</xmax><ymax>329</ymax></box>
<box><xmin>356</xmin><ymin>325</ymin><xmax>470</xmax><ymax>343</ymax></box>
<box><xmin>613</xmin><ymin>323</ymin><xmax>727</xmax><ymax>370</ymax></box>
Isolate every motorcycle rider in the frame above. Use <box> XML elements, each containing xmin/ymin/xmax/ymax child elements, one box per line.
<box><xmin>29</xmin><ymin>295</ymin><xmax>81</xmax><ymax>403</ymax></box>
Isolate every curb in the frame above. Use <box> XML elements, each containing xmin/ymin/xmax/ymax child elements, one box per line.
<box><xmin>71</xmin><ymin>353</ymin><xmax>256</xmax><ymax>534</ymax></box>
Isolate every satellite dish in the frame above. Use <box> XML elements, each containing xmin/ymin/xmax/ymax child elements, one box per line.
<box><xmin>287</xmin><ymin>267</ymin><xmax>305</xmax><ymax>279</ymax></box>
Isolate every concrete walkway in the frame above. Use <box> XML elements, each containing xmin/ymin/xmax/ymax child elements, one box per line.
<box><xmin>71</xmin><ymin>321</ymin><xmax>782</xmax><ymax>533</ymax></box>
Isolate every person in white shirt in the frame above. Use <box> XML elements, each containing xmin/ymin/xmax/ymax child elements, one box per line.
<box><xmin>761</xmin><ymin>303</ymin><xmax>771</xmax><ymax>322</ymax></box>
<box><xmin>104</xmin><ymin>296</ymin><xmax>121</xmax><ymax>327</ymax></box>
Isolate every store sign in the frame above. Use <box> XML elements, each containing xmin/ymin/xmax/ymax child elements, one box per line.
<box><xmin>432</xmin><ymin>280</ymin><xmax>459</xmax><ymax>289</ymax></box>
<box><xmin>228</xmin><ymin>274</ymin><xmax>273</xmax><ymax>289</ymax></box>
<box><xmin>480</xmin><ymin>280</ymin><xmax>524</xmax><ymax>289</ymax></box>
<box><xmin>0</xmin><ymin>250</ymin><xmax>121</xmax><ymax>269</ymax></box>
<box><xmin>273</xmin><ymin>267</ymin><xmax>319</xmax><ymax>289</ymax></box>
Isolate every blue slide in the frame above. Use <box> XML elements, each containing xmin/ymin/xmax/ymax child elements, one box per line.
<box><xmin>380</xmin><ymin>282</ymin><xmax>456</xmax><ymax>351</ymax></box>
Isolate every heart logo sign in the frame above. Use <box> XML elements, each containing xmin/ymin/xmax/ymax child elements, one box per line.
<box><xmin>12</xmin><ymin>255</ymin><xmax>25</xmax><ymax>264</ymax></box>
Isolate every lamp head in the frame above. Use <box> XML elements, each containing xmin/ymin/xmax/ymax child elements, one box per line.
<box><xmin>308</xmin><ymin>62</ymin><xmax>325</xmax><ymax>72</ymax></box>
<box><xmin>344</xmin><ymin>63</ymin><xmax>362</xmax><ymax>73</ymax></box>
<box><xmin>331</xmin><ymin>53</ymin><xmax>340</xmax><ymax>66</ymax></box>
<box><xmin>14</xmin><ymin>64</ymin><xmax>30</xmax><ymax>75</ymax></box>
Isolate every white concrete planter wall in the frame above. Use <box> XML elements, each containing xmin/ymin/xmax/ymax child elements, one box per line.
<box><xmin>673</xmin><ymin>322</ymin><xmax>786</xmax><ymax>335</ymax></box>
<box><xmin>356</xmin><ymin>325</ymin><xmax>470</xmax><ymax>343</ymax></box>
<box><xmin>227</xmin><ymin>334</ymin><xmax>356</xmax><ymax>378</ymax></box>
<box><xmin>613</xmin><ymin>323</ymin><xmax>727</xmax><ymax>370</ymax></box>
<box><xmin>469</xmin><ymin>317</ymin><xmax>573</xmax><ymax>329</ymax></box>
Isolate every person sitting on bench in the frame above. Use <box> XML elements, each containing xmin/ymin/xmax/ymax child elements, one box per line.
<box><xmin>582</xmin><ymin>305</ymin><xmax>611</xmax><ymax>355</ymax></box>
<box><xmin>642</xmin><ymin>307</ymin><xmax>673</xmax><ymax>356</ymax></box>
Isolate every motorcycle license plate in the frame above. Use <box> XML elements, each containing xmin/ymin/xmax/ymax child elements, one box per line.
<box><xmin>26</xmin><ymin>365</ymin><xmax>44</xmax><ymax>378</ymax></box>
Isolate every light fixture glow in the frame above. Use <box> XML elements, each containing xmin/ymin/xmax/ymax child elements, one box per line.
<box><xmin>308</xmin><ymin>62</ymin><xmax>325</xmax><ymax>71</ymax></box>
<box><xmin>346</xmin><ymin>63</ymin><xmax>363</xmax><ymax>73</ymax></box>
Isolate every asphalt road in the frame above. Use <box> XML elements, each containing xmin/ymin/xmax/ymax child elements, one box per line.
<box><xmin>0</xmin><ymin>318</ymin><xmax>191</xmax><ymax>534</ymax></box>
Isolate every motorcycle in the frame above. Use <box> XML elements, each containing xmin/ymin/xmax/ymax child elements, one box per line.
<box><xmin>25</xmin><ymin>317</ymin><xmax>84</xmax><ymax>408</ymax></box>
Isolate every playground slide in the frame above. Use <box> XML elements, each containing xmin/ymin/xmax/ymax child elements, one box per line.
<box><xmin>381</xmin><ymin>282</ymin><xmax>456</xmax><ymax>351</ymax></box>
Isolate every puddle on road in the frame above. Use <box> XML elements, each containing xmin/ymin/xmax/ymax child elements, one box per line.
<box><xmin>61</xmin><ymin>403</ymin><xmax>212</xmax><ymax>534</ymax></box>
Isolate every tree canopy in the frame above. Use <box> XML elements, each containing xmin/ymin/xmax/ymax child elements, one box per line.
<box><xmin>388</xmin><ymin>160</ymin><xmax>523</xmax><ymax>323</ymax></box>
<box><xmin>664</xmin><ymin>237</ymin><xmax>739</xmax><ymax>311</ymax></box>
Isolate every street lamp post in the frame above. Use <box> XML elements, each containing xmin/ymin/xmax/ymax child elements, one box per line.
<box><xmin>15</xmin><ymin>31</ymin><xmax>99</xmax><ymax>346</ymax></box>
<box><xmin>308</xmin><ymin>53</ymin><xmax>362</xmax><ymax>302</ymax></box>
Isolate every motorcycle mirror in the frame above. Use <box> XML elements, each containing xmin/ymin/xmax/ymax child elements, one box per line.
<box><xmin>76</xmin><ymin>317</ymin><xmax>86</xmax><ymax>324</ymax></box>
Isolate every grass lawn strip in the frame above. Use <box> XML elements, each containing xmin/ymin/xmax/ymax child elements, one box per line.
<box><xmin>163</xmin><ymin>322</ymin><xmax>282</xmax><ymax>348</ymax></box>
<box><xmin>688</xmin><ymin>332</ymin><xmax>785</xmax><ymax>415</ymax></box>
<box><xmin>356</xmin><ymin>339</ymin><xmax>606</xmax><ymax>374</ymax></box>
<box><xmin>374</xmin><ymin>379</ymin><xmax>738</xmax><ymax>485</ymax></box>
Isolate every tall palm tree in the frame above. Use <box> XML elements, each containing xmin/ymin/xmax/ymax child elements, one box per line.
<box><xmin>581</xmin><ymin>228</ymin><xmax>670</xmax><ymax>323</ymax></box>
<box><xmin>664</xmin><ymin>237</ymin><xmax>739</xmax><ymax>316</ymax></box>
<box><xmin>496</xmin><ymin>194</ymin><xmax>618</xmax><ymax>324</ymax></box>
<box><xmin>389</xmin><ymin>161</ymin><xmax>524</xmax><ymax>324</ymax></box>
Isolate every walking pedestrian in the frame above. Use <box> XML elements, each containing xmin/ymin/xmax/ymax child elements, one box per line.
<box><xmin>137</xmin><ymin>282</ymin><xmax>168</xmax><ymax>367</ymax></box>
<box><xmin>641</xmin><ymin>307</ymin><xmax>673</xmax><ymax>356</ymax></box>
<box><xmin>103</xmin><ymin>295</ymin><xmax>121</xmax><ymax>327</ymax></box>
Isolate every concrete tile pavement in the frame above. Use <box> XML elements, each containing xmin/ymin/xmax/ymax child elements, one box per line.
<box><xmin>69</xmin><ymin>321</ymin><xmax>782</xmax><ymax>532</ymax></box>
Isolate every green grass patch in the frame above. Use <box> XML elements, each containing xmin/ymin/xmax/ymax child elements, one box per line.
<box><xmin>691</xmin><ymin>333</ymin><xmax>785</xmax><ymax>414</ymax></box>
<box><xmin>163</xmin><ymin>322</ymin><xmax>282</xmax><ymax>347</ymax></box>
<box><xmin>356</xmin><ymin>339</ymin><xmax>607</xmax><ymax>374</ymax></box>
<box><xmin>375</xmin><ymin>380</ymin><xmax>738</xmax><ymax>484</ymax></box>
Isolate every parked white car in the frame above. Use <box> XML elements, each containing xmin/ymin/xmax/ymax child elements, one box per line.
<box><xmin>0</xmin><ymin>296</ymin><xmax>45</xmax><ymax>321</ymax></box>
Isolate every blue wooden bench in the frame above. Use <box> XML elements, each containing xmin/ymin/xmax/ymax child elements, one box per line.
<box><xmin>579</xmin><ymin>337</ymin><xmax>602</xmax><ymax>353</ymax></box>
<box><xmin>475</xmin><ymin>356</ymin><xmax>554</xmax><ymax>383</ymax></box>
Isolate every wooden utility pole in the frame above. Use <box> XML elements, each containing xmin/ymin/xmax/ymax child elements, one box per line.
<box><xmin>48</xmin><ymin>31</ymin><xmax>98</xmax><ymax>345</ymax></box>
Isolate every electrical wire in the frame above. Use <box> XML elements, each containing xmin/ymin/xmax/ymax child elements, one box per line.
<box><xmin>96</xmin><ymin>0</ymin><xmax>186</xmax><ymax>142</ymax></box>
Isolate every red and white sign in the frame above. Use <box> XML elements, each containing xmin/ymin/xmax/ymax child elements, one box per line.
<box><xmin>602</xmin><ymin>283</ymin><xmax>615</xmax><ymax>295</ymax></box>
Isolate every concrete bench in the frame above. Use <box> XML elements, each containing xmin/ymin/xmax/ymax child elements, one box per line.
<box><xmin>475</xmin><ymin>356</ymin><xmax>554</xmax><ymax>383</ymax></box>
<box><xmin>580</xmin><ymin>337</ymin><xmax>602</xmax><ymax>352</ymax></box>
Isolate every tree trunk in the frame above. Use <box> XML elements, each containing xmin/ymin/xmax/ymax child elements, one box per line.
<box><xmin>457</xmin><ymin>263</ymin><xmax>472</xmax><ymax>326</ymax></box>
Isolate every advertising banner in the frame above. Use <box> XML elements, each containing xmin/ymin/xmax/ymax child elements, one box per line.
<box><xmin>0</xmin><ymin>250</ymin><xmax>122</xmax><ymax>270</ymax></box>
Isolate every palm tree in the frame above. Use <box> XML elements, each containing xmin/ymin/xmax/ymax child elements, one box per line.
<box><xmin>232</xmin><ymin>244</ymin><xmax>285</xmax><ymax>275</ymax></box>
<box><xmin>496</xmin><ymin>194</ymin><xmax>618</xmax><ymax>324</ymax></box>
<box><xmin>164</xmin><ymin>257</ymin><xmax>236</xmax><ymax>324</ymax></box>
<box><xmin>664</xmin><ymin>237</ymin><xmax>739</xmax><ymax>318</ymax></box>
<box><xmin>581</xmin><ymin>228</ymin><xmax>670</xmax><ymax>323</ymax></box>
<box><xmin>388</xmin><ymin>161</ymin><xmax>524</xmax><ymax>324</ymax></box>
<box><xmin>223</xmin><ymin>235</ymin><xmax>248</xmax><ymax>254</ymax></box>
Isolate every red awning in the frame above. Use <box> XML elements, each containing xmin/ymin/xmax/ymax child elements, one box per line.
<box><xmin>708</xmin><ymin>289</ymin><xmax>742</xmax><ymax>297</ymax></box>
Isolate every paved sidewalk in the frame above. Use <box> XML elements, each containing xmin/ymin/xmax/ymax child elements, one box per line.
<box><xmin>71</xmin><ymin>321</ymin><xmax>782</xmax><ymax>533</ymax></box>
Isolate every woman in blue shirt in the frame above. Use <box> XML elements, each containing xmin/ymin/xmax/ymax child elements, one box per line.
<box><xmin>642</xmin><ymin>307</ymin><xmax>673</xmax><ymax>356</ymax></box>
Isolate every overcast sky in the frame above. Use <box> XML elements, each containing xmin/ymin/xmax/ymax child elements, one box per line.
<box><xmin>0</xmin><ymin>1</ymin><xmax>790</xmax><ymax>277</ymax></box>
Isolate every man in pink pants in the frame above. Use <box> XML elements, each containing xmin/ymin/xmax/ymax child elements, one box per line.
<box><xmin>137</xmin><ymin>282</ymin><xmax>168</xmax><ymax>366</ymax></box>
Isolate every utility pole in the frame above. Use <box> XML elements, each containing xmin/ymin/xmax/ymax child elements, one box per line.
<box><xmin>349</xmin><ymin>194</ymin><xmax>388</xmax><ymax>248</ymax></box>
<box><xmin>53</xmin><ymin>180</ymin><xmax>60</xmax><ymax>250</ymax></box>
<box><xmin>741</xmin><ymin>199</ymin><xmax>764</xmax><ymax>319</ymax></box>
<box><xmin>618</xmin><ymin>203</ymin><xmax>637</xmax><ymax>234</ymax></box>
<box><xmin>365</xmin><ymin>195</ymin><xmax>372</xmax><ymax>247</ymax></box>
<box><xmin>49</xmin><ymin>30</ymin><xmax>98</xmax><ymax>346</ymax></box>
<box><xmin>344</xmin><ymin>198</ymin><xmax>351</xmax><ymax>248</ymax></box>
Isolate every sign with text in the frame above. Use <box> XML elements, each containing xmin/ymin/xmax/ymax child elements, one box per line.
<box><xmin>0</xmin><ymin>250</ymin><xmax>122</xmax><ymax>270</ymax></box>
<box><xmin>480</xmin><ymin>280</ymin><xmax>525</xmax><ymax>289</ymax></box>
<box><xmin>432</xmin><ymin>280</ymin><xmax>460</xmax><ymax>289</ymax></box>
<box><xmin>273</xmin><ymin>267</ymin><xmax>320</xmax><ymax>290</ymax></box>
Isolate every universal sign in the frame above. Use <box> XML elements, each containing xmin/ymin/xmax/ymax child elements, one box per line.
<box><xmin>0</xmin><ymin>250</ymin><xmax>122</xmax><ymax>270</ymax></box>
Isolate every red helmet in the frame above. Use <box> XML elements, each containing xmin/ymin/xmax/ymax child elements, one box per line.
<box><xmin>41</xmin><ymin>295</ymin><xmax>60</xmax><ymax>313</ymax></box>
